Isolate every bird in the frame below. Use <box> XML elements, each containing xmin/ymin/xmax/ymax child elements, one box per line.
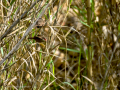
<box><xmin>28</xmin><ymin>35</ymin><xmax>46</xmax><ymax>42</ymax></box>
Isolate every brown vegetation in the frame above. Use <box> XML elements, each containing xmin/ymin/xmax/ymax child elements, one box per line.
<box><xmin>0</xmin><ymin>0</ymin><xmax>120</xmax><ymax>90</ymax></box>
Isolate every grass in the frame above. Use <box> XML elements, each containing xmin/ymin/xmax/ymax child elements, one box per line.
<box><xmin>0</xmin><ymin>0</ymin><xmax>120</xmax><ymax>90</ymax></box>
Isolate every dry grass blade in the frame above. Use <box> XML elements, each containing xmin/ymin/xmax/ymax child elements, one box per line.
<box><xmin>43</xmin><ymin>79</ymin><xmax>57</xmax><ymax>90</ymax></box>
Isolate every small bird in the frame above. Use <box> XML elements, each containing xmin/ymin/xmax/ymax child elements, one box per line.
<box><xmin>28</xmin><ymin>35</ymin><xmax>46</xmax><ymax>42</ymax></box>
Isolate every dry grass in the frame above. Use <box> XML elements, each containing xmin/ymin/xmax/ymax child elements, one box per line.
<box><xmin>0</xmin><ymin>0</ymin><xmax>120</xmax><ymax>90</ymax></box>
